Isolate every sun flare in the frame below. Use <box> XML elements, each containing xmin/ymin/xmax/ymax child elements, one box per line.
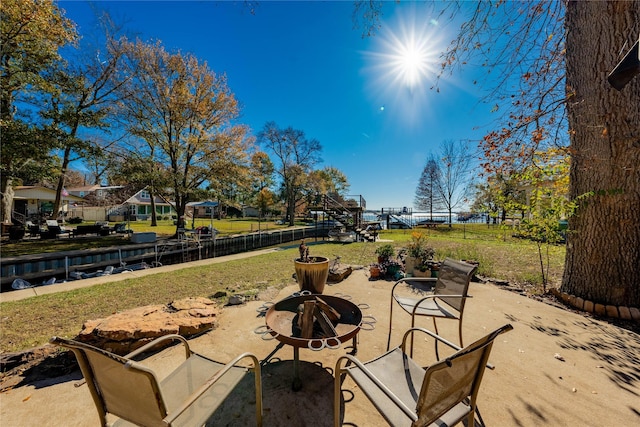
<box><xmin>369</xmin><ymin>12</ymin><xmax>445</xmax><ymax>98</ymax></box>
<box><xmin>364</xmin><ymin>9</ymin><xmax>448</xmax><ymax>123</ymax></box>
<box><xmin>391</xmin><ymin>35</ymin><xmax>434</xmax><ymax>90</ymax></box>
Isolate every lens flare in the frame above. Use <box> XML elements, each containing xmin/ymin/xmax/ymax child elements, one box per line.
<box><xmin>363</xmin><ymin>8</ymin><xmax>448</xmax><ymax>123</ymax></box>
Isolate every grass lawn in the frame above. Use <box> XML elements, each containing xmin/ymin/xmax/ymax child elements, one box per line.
<box><xmin>0</xmin><ymin>224</ymin><xmax>566</xmax><ymax>353</ymax></box>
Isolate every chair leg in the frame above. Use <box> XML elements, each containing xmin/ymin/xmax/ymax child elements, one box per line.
<box><xmin>334</xmin><ymin>359</ymin><xmax>350</xmax><ymax>427</ymax></box>
<box><xmin>254</xmin><ymin>365</ymin><xmax>263</xmax><ymax>427</ymax></box>
<box><xmin>409</xmin><ymin>315</ymin><xmax>417</xmax><ymax>358</ymax></box>
<box><xmin>432</xmin><ymin>317</ymin><xmax>440</xmax><ymax>360</ymax></box>
<box><xmin>458</xmin><ymin>319</ymin><xmax>464</xmax><ymax>348</ymax></box>
<box><xmin>386</xmin><ymin>299</ymin><xmax>395</xmax><ymax>351</ymax></box>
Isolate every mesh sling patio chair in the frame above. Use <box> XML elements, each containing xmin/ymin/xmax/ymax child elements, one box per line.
<box><xmin>387</xmin><ymin>258</ymin><xmax>478</xmax><ymax>357</ymax></box>
<box><xmin>335</xmin><ymin>324</ymin><xmax>513</xmax><ymax>427</ymax></box>
<box><xmin>51</xmin><ymin>334</ymin><xmax>263</xmax><ymax>427</ymax></box>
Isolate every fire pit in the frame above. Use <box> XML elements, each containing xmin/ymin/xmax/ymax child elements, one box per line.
<box><xmin>258</xmin><ymin>292</ymin><xmax>372</xmax><ymax>390</ymax></box>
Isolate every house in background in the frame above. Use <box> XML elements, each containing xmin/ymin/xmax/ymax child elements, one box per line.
<box><xmin>242</xmin><ymin>206</ymin><xmax>259</xmax><ymax>218</ymax></box>
<box><xmin>107</xmin><ymin>188</ymin><xmax>176</xmax><ymax>221</ymax></box>
<box><xmin>66</xmin><ymin>184</ymin><xmax>124</xmax><ymax>201</ymax></box>
<box><xmin>12</xmin><ymin>186</ymin><xmax>85</xmax><ymax>222</ymax></box>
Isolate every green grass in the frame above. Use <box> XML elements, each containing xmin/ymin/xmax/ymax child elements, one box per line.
<box><xmin>0</xmin><ymin>224</ymin><xmax>566</xmax><ymax>353</ymax></box>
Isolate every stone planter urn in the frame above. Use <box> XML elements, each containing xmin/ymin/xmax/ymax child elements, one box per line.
<box><xmin>413</xmin><ymin>269</ymin><xmax>431</xmax><ymax>278</ymax></box>
<box><xmin>404</xmin><ymin>256</ymin><xmax>418</xmax><ymax>277</ymax></box>
<box><xmin>294</xmin><ymin>256</ymin><xmax>329</xmax><ymax>294</ymax></box>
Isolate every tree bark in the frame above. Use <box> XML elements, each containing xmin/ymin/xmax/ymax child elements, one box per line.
<box><xmin>562</xmin><ymin>1</ymin><xmax>640</xmax><ymax>307</ymax></box>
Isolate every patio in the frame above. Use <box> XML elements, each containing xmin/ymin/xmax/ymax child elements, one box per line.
<box><xmin>1</xmin><ymin>266</ymin><xmax>639</xmax><ymax>426</ymax></box>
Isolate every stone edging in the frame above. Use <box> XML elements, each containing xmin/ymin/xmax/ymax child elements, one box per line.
<box><xmin>550</xmin><ymin>288</ymin><xmax>640</xmax><ymax>322</ymax></box>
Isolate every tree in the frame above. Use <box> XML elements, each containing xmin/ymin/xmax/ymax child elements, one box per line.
<box><xmin>472</xmin><ymin>171</ymin><xmax>526</xmax><ymax>224</ymax></box>
<box><xmin>248</xmin><ymin>151</ymin><xmax>275</xmax><ymax>219</ymax></box>
<box><xmin>561</xmin><ymin>2</ymin><xmax>639</xmax><ymax>307</ymax></box>
<box><xmin>316</xmin><ymin>166</ymin><xmax>350</xmax><ymax>198</ymax></box>
<box><xmin>435</xmin><ymin>140</ymin><xmax>474</xmax><ymax>227</ymax></box>
<box><xmin>511</xmin><ymin>148</ymin><xmax>571</xmax><ymax>291</ymax></box>
<box><xmin>258</xmin><ymin>122</ymin><xmax>322</xmax><ymax>226</ymax></box>
<box><xmin>414</xmin><ymin>155</ymin><xmax>444</xmax><ymax>220</ymax></box>
<box><xmin>118</xmin><ymin>39</ymin><xmax>252</xmax><ymax>233</ymax></box>
<box><xmin>0</xmin><ymin>0</ymin><xmax>76</xmax><ymax>223</ymax></box>
<box><xmin>40</xmin><ymin>25</ymin><xmax>128</xmax><ymax>218</ymax></box>
<box><xmin>354</xmin><ymin>1</ymin><xmax>640</xmax><ymax>307</ymax></box>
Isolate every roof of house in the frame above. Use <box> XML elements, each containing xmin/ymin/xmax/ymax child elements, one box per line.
<box><xmin>14</xmin><ymin>186</ymin><xmax>85</xmax><ymax>202</ymax></box>
<box><xmin>65</xmin><ymin>185</ymin><xmax>124</xmax><ymax>192</ymax></box>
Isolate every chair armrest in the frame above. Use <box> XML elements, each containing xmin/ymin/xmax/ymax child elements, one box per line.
<box><xmin>124</xmin><ymin>334</ymin><xmax>191</xmax><ymax>360</ymax></box>
<box><xmin>335</xmin><ymin>354</ymin><xmax>418</xmax><ymax>422</ymax></box>
<box><xmin>401</xmin><ymin>327</ymin><xmax>462</xmax><ymax>353</ymax></box>
<box><xmin>409</xmin><ymin>294</ymin><xmax>472</xmax><ymax>316</ymax></box>
<box><xmin>401</xmin><ymin>327</ymin><xmax>500</xmax><ymax>370</ymax></box>
<box><xmin>163</xmin><ymin>352</ymin><xmax>262</xmax><ymax>425</ymax></box>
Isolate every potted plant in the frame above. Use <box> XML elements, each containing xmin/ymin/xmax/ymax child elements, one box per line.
<box><xmin>369</xmin><ymin>263</ymin><xmax>382</xmax><ymax>279</ymax></box>
<box><xmin>294</xmin><ymin>240</ymin><xmax>329</xmax><ymax>293</ymax></box>
<box><xmin>405</xmin><ymin>232</ymin><xmax>435</xmax><ymax>276</ymax></box>
<box><xmin>375</xmin><ymin>244</ymin><xmax>395</xmax><ymax>264</ymax></box>
<box><xmin>383</xmin><ymin>259</ymin><xmax>403</xmax><ymax>280</ymax></box>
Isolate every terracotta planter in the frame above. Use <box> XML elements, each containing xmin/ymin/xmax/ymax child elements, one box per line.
<box><xmin>294</xmin><ymin>256</ymin><xmax>329</xmax><ymax>294</ymax></box>
<box><xmin>369</xmin><ymin>265</ymin><xmax>381</xmax><ymax>279</ymax></box>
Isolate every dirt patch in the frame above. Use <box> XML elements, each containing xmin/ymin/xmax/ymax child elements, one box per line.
<box><xmin>0</xmin><ymin>345</ymin><xmax>78</xmax><ymax>392</ymax></box>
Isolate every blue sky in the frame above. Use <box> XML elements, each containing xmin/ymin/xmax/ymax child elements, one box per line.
<box><xmin>60</xmin><ymin>1</ymin><xmax>495</xmax><ymax>211</ymax></box>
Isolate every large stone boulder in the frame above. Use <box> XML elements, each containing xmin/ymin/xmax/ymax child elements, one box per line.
<box><xmin>77</xmin><ymin>297</ymin><xmax>219</xmax><ymax>355</ymax></box>
<box><xmin>328</xmin><ymin>264</ymin><xmax>353</xmax><ymax>283</ymax></box>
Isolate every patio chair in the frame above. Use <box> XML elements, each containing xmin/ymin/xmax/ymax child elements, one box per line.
<box><xmin>387</xmin><ymin>258</ymin><xmax>477</xmax><ymax>357</ymax></box>
<box><xmin>334</xmin><ymin>324</ymin><xmax>513</xmax><ymax>427</ymax></box>
<box><xmin>51</xmin><ymin>334</ymin><xmax>263</xmax><ymax>427</ymax></box>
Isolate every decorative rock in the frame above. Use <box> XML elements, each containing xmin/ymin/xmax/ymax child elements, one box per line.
<box><xmin>573</xmin><ymin>297</ymin><xmax>584</xmax><ymax>311</ymax></box>
<box><xmin>170</xmin><ymin>297</ymin><xmax>215</xmax><ymax>311</ymax></box>
<box><xmin>618</xmin><ymin>306</ymin><xmax>632</xmax><ymax>320</ymax></box>
<box><xmin>594</xmin><ymin>303</ymin><xmax>606</xmax><ymax>316</ymax></box>
<box><xmin>228</xmin><ymin>295</ymin><xmax>245</xmax><ymax>306</ymax></box>
<box><xmin>77</xmin><ymin>298</ymin><xmax>219</xmax><ymax>355</ymax></box>
<box><xmin>561</xmin><ymin>292</ymin><xmax>571</xmax><ymax>304</ymax></box>
<box><xmin>583</xmin><ymin>300</ymin><xmax>594</xmax><ymax>313</ymax></box>
<box><xmin>630</xmin><ymin>307</ymin><xmax>640</xmax><ymax>321</ymax></box>
<box><xmin>328</xmin><ymin>264</ymin><xmax>353</xmax><ymax>283</ymax></box>
<box><xmin>605</xmin><ymin>305</ymin><xmax>619</xmax><ymax>318</ymax></box>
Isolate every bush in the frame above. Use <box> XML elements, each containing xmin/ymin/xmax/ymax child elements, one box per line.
<box><xmin>375</xmin><ymin>243</ymin><xmax>395</xmax><ymax>260</ymax></box>
<box><xmin>67</xmin><ymin>217</ymin><xmax>83</xmax><ymax>224</ymax></box>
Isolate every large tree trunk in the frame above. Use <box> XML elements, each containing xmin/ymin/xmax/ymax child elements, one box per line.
<box><xmin>562</xmin><ymin>1</ymin><xmax>640</xmax><ymax>307</ymax></box>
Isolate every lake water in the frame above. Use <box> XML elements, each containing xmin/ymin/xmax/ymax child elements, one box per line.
<box><xmin>363</xmin><ymin>211</ymin><xmax>486</xmax><ymax>226</ymax></box>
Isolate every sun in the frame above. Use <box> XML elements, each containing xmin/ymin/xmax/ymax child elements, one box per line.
<box><xmin>369</xmin><ymin>13</ymin><xmax>443</xmax><ymax>92</ymax></box>
<box><xmin>390</xmin><ymin>33</ymin><xmax>434</xmax><ymax>90</ymax></box>
<box><xmin>363</xmin><ymin>8</ymin><xmax>447</xmax><ymax>122</ymax></box>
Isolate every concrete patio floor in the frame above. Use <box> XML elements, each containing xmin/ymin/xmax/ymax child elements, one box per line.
<box><xmin>1</xmin><ymin>259</ymin><xmax>639</xmax><ymax>426</ymax></box>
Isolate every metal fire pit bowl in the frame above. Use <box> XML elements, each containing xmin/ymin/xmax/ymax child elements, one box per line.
<box><xmin>264</xmin><ymin>294</ymin><xmax>363</xmax><ymax>351</ymax></box>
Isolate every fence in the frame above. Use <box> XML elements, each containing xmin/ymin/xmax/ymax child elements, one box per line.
<box><xmin>1</xmin><ymin>227</ymin><xmax>325</xmax><ymax>291</ymax></box>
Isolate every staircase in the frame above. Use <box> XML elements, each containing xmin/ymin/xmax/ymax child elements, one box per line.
<box><xmin>311</xmin><ymin>194</ymin><xmax>372</xmax><ymax>241</ymax></box>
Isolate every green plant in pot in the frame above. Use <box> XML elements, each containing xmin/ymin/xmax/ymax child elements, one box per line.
<box><xmin>405</xmin><ymin>231</ymin><xmax>435</xmax><ymax>276</ymax></box>
<box><xmin>375</xmin><ymin>243</ymin><xmax>395</xmax><ymax>263</ymax></box>
<box><xmin>294</xmin><ymin>239</ymin><xmax>329</xmax><ymax>293</ymax></box>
